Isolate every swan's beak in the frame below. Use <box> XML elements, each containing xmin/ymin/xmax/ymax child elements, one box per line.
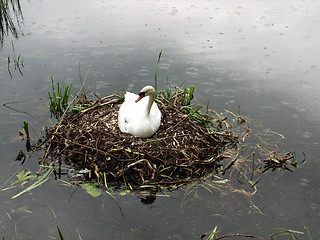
<box><xmin>135</xmin><ymin>92</ymin><xmax>145</xmax><ymax>103</ymax></box>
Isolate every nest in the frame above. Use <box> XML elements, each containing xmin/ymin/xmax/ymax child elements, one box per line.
<box><xmin>45</xmin><ymin>88</ymin><xmax>239</xmax><ymax>188</ymax></box>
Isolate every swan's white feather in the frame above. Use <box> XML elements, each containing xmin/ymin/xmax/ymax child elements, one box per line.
<box><xmin>118</xmin><ymin>91</ymin><xmax>161</xmax><ymax>138</ymax></box>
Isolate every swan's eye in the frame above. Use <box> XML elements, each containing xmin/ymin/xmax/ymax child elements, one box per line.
<box><xmin>135</xmin><ymin>92</ymin><xmax>146</xmax><ymax>103</ymax></box>
<box><xmin>139</xmin><ymin>92</ymin><xmax>146</xmax><ymax>97</ymax></box>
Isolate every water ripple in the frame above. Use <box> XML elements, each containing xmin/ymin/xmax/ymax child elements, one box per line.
<box><xmin>159</xmin><ymin>62</ymin><xmax>171</xmax><ymax>69</ymax></box>
<box><xmin>114</xmin><ymin>62</ymin><xmax>124</xmax><ymax>69</ymax></box>
<box><xmin>302</xmin><ymin>131</ymin><xmax>312</xmax><ymax>138</ymax></box>
<box><xmin>299</xmin><ymin>178</ymin><xmax>310</xmax><ymax>186</ymax></box>
<box><xmin>185</xmin><ymin>66</ymin><xmax>199</xmax><ymax>78</ymax></box>
<box><xmin>95</xmin><ymin>81</ymin><xmax>110</xmax><ymax>90</ymax></box>
<box><xmin>135</xmin><ymin>67</ymin><xmax>149</xmax><ymax>77</ymax></box>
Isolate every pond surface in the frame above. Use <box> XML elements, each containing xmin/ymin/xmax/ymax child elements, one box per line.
<box><xmin>1</xmin><ymin>0</ymin><xmax>320</xmax><ymax>239</ymax></box>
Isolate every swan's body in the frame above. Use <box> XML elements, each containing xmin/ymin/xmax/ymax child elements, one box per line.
<box><xmin>118</xmin><ymin>86</ymin><xmax>161</xmax><ymax>138</ymax></box>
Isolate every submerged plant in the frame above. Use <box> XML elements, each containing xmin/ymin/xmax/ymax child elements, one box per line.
<box><xmin>48</xmin><ymin>77</ymin><xmax>73</xmax><ymax>118</ymax></box>
<box><xmin>7</xmin><ymin>40</ymin><xmax>24</xmax><ymax>78</ymax></box>
<box><xmin>268</xmin><ymin>225</ymin><xmax>320</xmax><ymax>240</ymax></box>
<box><xmin>11</xmin><ymin>168</ymin><xmax>52</xmax><ymax>199</ymax></box>
<box><xmin>269</xmin><ymin>229</ymin><xmax>303</xmax><ymax>240</ymax></box>
<box><xmin>11</xmin><ymin>169</ymin><xmax>36</xmax><ymax>186</ymax></box>
<box><xmin>205</xmin><ymin>226</ymin><xmax>218</xmax><ymax>240</ymax></box>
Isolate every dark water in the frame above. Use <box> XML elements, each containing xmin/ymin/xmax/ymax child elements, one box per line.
<box><xmin>1</xmin><ymin>0</ymin><xmax>320</xmax><ymax>239</ymax></box>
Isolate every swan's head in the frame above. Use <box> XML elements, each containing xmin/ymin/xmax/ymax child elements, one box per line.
<box><xmin>135</xmin><ymin>86</ymin><xmax>156</xmax><ymax>103</ymax></box>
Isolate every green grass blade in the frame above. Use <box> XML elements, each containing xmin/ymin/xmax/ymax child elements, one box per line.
<box><xmin>157</xmin><ymin>50</ymin><xmax>163</xmax><ymax>62</ymax></box>
<box><xmin>154</xmin><ymin>50</ymin><xmax>163</xmax><ymax>97</ymax></box>
<box><xmin>140</xmin><ymin>185</ymin><xmax>157</xmax><ymax>188</ymax></box>
<box><xmin>11</xmin><ymin>169</ymin><xmax>36</xmax><ymax>186</ymax></box>
<box><xmin>206</xmin><ymin>226</ymin><xmax>218</xmax><ymax>240</ymax></box>
<box><xmin>76</xmin><ymin>228</ymin><xmax>83</xmax><ymax>240</ymax></box>
<box><xmin>11</xmin><ymin>169</ymin><xmax>52</xmax><ymax>199</ymax></box>
<box><xmin>48</xmin><ymin>78</ymin><xmax>73</xmax><ymax>117</ymax></box>
<box><xmin>57</xmin><ymin>226</ymin><xmax>64</xmax><ymax>240</ymax></box>
<box><xmin>51</xmin><ymin>76</ymin><xmax>55</xmax><ymax>92</ymax></box>
<box><xmin>312</xmin><ymin>231</ymin><xmax>320</xmax><ymax>240</ymax></box>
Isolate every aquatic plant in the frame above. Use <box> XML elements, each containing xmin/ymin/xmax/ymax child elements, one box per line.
<box><xmin>183</xmin><ymin>84</ymin><xmax>194</xmax><ymax>105</ymax></box>
<box><xmin>57</xmin><ymin>227</ymin><xmax>64</xmax><ymax>240</ymax></box>
<box><xmin>269</xmin><ymin>227</ymin><xmax>320</xmax><ymax>240</ymax></box>
<box><xmin>11</xmin><ymin>167</ymin><xmax>51</xmax><ymax>199</ymax></box>
<box><xmin>204</xmin><ymin>226</ymin><xmax>218</xmax><ymax>240</ymax></box>
<box><xmin>82</xmin><ymin>182</ymin><xmax>101</xmax><ymax>197</ymax></box>
<box><xmin>0</xmin><ymin>0</ymin><xmax>23</xmax><ymax>46</ymax></box>
<box><xmin>23</xmin><ymin>120</ymin><xmax>32</xmax><ymax>151</ymax></box>
<box><xmin>57</xmin><ymin>226</ymin><xmax>83</xmax><ymax>240</ymax></box>
<box><xmin>11</xmin><ymin>169</ymin><xmax>36</xmax><ymax>186</ymax></box>
<box><xmin>7</xmin><ymin>40</ymin><xmax>24</xmax><ymax>78</ymax></box>
<box><xmin>7</xmin><ymin>52</ymin><xmax>302</xmax><ymax>203</ymax></box>
<box><xmin>43</xmin><ymin>86</ymin><xmax>239</xmax><ymax>191</ymax></box>
<box><xmin>154</xmin><ymin>50</ymin><xmax>162</xmax><ymax>96</ymax></box>
<box><xmin>37</xmin><ymin>53</ymin><xmax>304</xmax><ymax>197</ymax></box>
<box><xmin>162</xmin><ymin>75</ymin><xmax>172</xmax><ymax>100</ymax></box>
<box><xmin>48</xmin><ymin>77</ymin><xmax>73</xmax><ymax>118</ymax></box>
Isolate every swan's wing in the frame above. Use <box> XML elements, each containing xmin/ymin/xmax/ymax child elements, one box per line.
<box><xmin>123</xmin><ymin>92</ymin><xmax>138</xmax><ymax>103</ymax></box>
<box><xmin>149</xmin><ymin>103</ymin><xmax>162</xmax><ymax>130</ymax></box>
<box><xmin>118</xmin><ymin>92</ymin><xmax>135</xmax><ymax>132</ymax></box>
<box><xmin>118</xmin><ymin>104</ymin><xmax>128</xmax><ymax>132</ymax></box>
<box><xmin>118</xmin><ymin>92</ymin><xmax>147</xmax><ymax>132</ymax></box>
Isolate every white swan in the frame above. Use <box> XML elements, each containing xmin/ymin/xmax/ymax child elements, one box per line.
<box><xmin>118</xmin><ymin>86</ymin><xmax>161</xmax><ymax>138</ymax></box>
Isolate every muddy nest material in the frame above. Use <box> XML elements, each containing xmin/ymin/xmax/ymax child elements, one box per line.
<box><xmin>46</xmin><ymin>89</ymin><xmax>239</xmax><ymax>187</ymax></box>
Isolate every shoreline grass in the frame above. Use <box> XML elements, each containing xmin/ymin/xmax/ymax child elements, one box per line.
<box><xmin>48</xmin><ymin>77</ymin><xmax>73</xmax><ymax>118</ymax></box>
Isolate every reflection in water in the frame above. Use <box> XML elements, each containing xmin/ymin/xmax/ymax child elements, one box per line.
<box><xmin>0</xmin><ymin>0</ymin><xmax>23</xmax><ymax>45</ymax></box>
<box><xmin>0</xmin><ymin>0</ymin><xmax>320</xmax><ymax>238</ymax></box>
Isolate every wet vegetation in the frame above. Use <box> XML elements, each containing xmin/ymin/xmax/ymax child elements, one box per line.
<box><xmin>7</xmin><ymin>39</ymin><xmax>23</xmax><ymax>78</ymax></box>
<box><xmin>0</xmin><ymin>0</ymin><xmax>317</xmax><ymax>236</ymax></box>
<box><xmin>15</xmin><ymin>74</ymin><xmax>299</xmax><ymax>203</ymax></box>
<box><xmin>6</xmin><ymin>55</ymin><xmax>305</xmax><ymax>200</ymax></box>
<box><xmin>0</xmin><ymin>0</ymin><xmax>24</xmax><ymax>79</ymax></box>
<box><xmin>1</xmin><ymin>53</ymin><xmax>310</xmax><ymax>239</ymax></box>
<box><xmin>0</xmin><ymin>0</ymin><xmax>23</xmax><ymax>46</ymax></box>
<box><xmin>200</xmin><ymin>226</ymin><xmax>320</xmax><ymax>240</ymax></box>
<box><xmin>44</xmin><ymin>85</ymin><xmax>239</xmax><ymax>189</ymax></box>
<box><xmin>48</xmin><ymin>77</ymin><xmax>73</xmax><ymax>118</ymax></box>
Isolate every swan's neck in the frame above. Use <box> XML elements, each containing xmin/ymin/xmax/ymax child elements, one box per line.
<box><xmin>145</xmin><ymin>93</ymin><xmax>155</xmax><ymax>117</ymax></box>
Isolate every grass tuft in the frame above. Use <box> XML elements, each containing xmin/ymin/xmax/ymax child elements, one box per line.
<box><xmin>48</xmin><ymin>77</ymin><xmax>73</xmax><ymax>118</ymax></box>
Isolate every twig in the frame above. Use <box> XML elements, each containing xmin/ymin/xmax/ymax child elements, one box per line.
<box><xmin>3</xmin><ymin>99</ymin><xmax>33</xmax><ymax>115</ymax></box>
<box><xmin>181</xmin><ymin>186</ymin><xmax>197</xmax><ymax>215</ymax></box>
<box><xmin>251</xmin><ymin>152</ymin><xmax>255</xmax><ymax>180</ymax></box>
<box><xmin>144</xmin><ymin>179</ymin><xmax>194</xmax><ymax>185</ymax></box>
<box><xmin>210</xmin><ymin>233</ymin><xmax>265</xmax><ymax>240</ymax></box>
<box><xmin>250</xmin><ymin>178</ymin><xmax>261</xmax><ymax>188</ymax></box>
<box><xmin>222</xmin><ymin>146</ymin><xmax>243</xmax><ymax>175</ymax></box>
<box><xmin>39</xmin><ymin>62</ymin><xmax>92</xmax><ymax>167</ymax></box>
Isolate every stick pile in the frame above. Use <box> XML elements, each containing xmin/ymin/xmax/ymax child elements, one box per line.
<box><xmin>46</xmin><ymin>89</ymin><xmax>239</xmax><ymax>187</ymax></box>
